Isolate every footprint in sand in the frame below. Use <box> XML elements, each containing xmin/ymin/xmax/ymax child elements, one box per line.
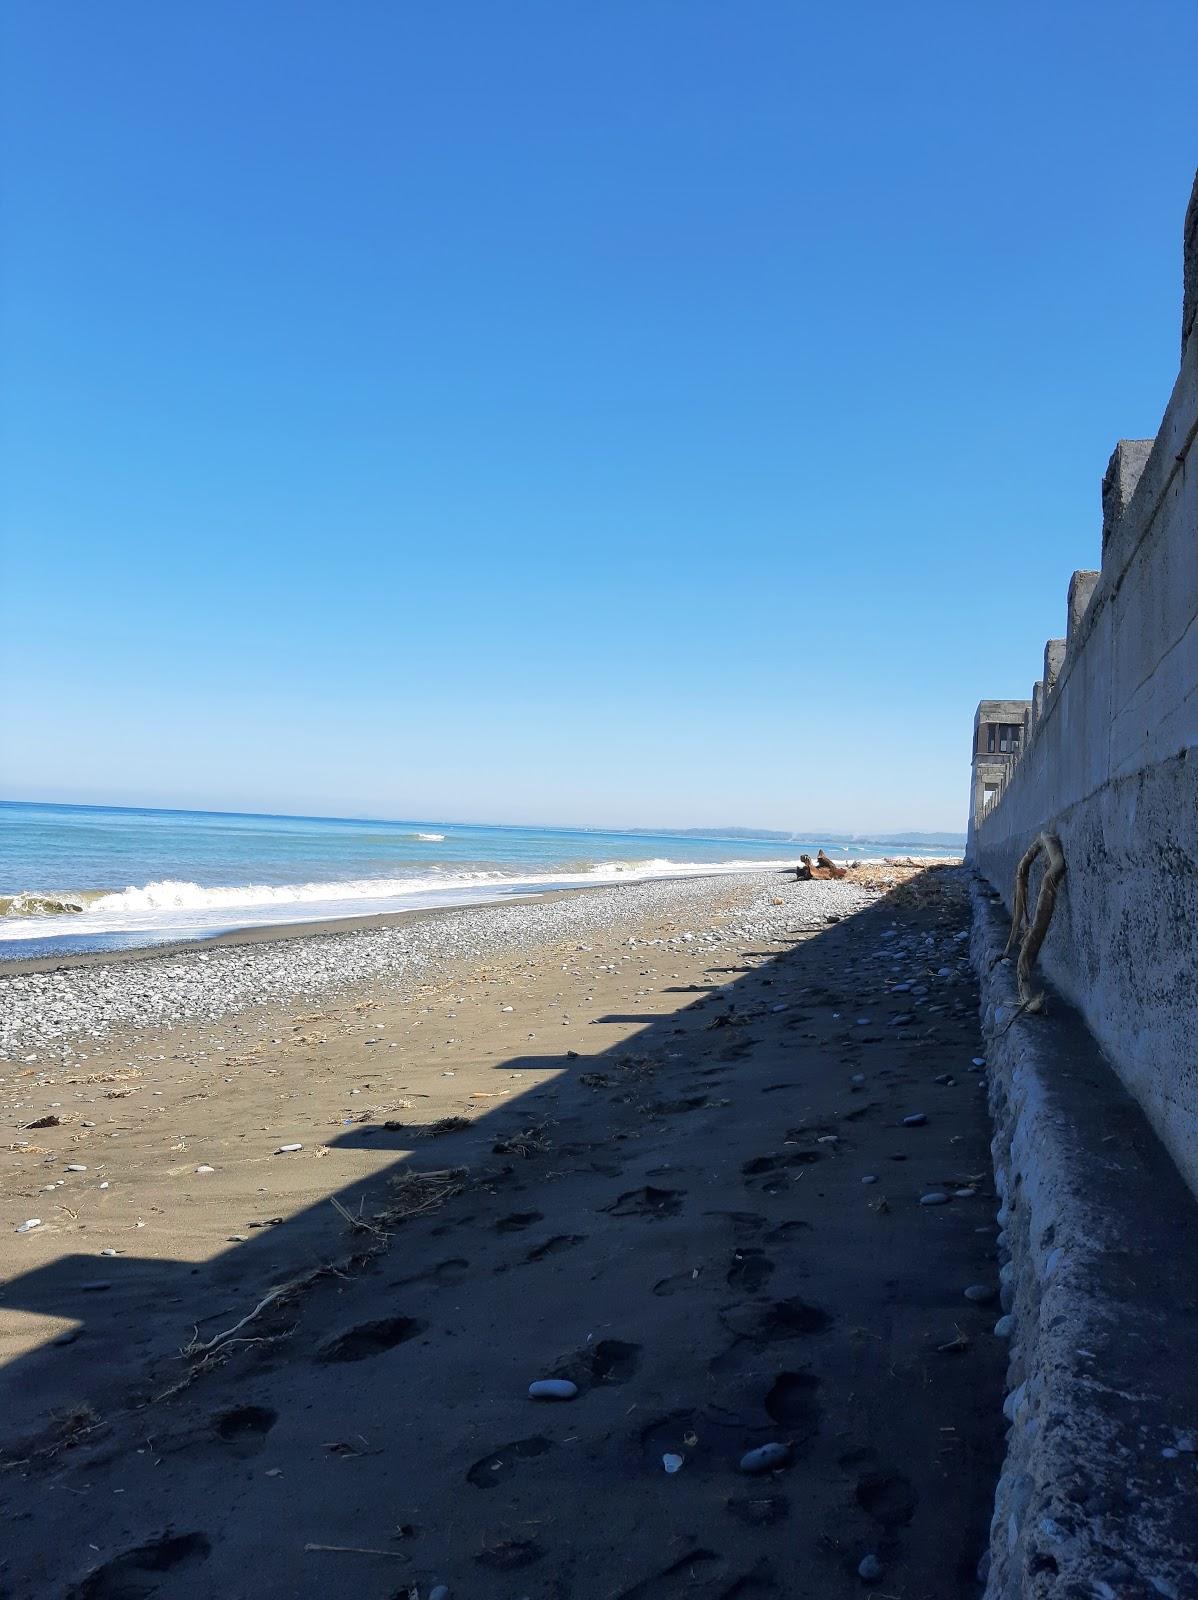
<box><xmin>466</xmin><ymin>1435</ymin><xmax>553</xmax><ymax>1488</ymax></box>
<box><xmin>719</xmin><ymin>1298</ymin><xmax>832</xmax><ymax>1342</ymax></box>
<box><xmin>495</xmin><ymin>1211</ymin><xmax>544</xmax><ymax>1233</ymax></box>
<box><xmin>316</xmin><ymin>1316</ymin><xmax>425</xmax><ymax>1363</ymax></box>
<box><xmin>213</xmin><ymin>1404</ymin><xmax>277</xmax><ymax>1456</ymax></box>
<box><xmin>856</xmin><ymin>1468</ymin><xmax>919</xmax><ymax>1526</ymax></box>
<box><xmin>522</xmin><ymin>1233</ymin><xmax>586</xmax><ymax>1262</ymax></box>
<box><xmin>553</xmin><ymin>1338</ymin><xmax>642</xmax><ymax>1388</ymax></box>
<box><xmin>726</xmin><ymin>1248</ymin><xmax>775</xmax><ymax>1293</ymax></box>
<box><xmin>67</xmin><ymin>1533</ymin><xmax>211</xmax><ymax>1600</ymax></box>
<box><xmin>603</xmin><ymin>1185</ymin><xmax>684</xmax><ymax>1219</ymax></box>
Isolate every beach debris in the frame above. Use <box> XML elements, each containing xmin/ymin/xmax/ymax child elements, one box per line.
<box><xmin>739</xmin><ymin>1442</ymin><xmax>791</xmax><ymax>1474</ymax></box>
<box><xmin>528</xmin><ymin>1379</ymin><xmax>578</xmax><ymax>1401</ymax></box>
<box><xmin>16</xmin><ymin>1219</ymin><xmax>43</xmax><ymax>1233</ymax></box>
<box><xmin>795</xmin><ymin>850</ymin><xmax>848</xmax><ymax>881</ymax></box>
<box><xmin>303</xmin><ymin>1544</ymin><xmax>411</xmax><ymax>1558</ymax></box>
<box><xmin>25</xmin><ymin>1115</ymin><xmax>60</xmax><ymax>1129</ymax></box>
<box><xmin>275</xmin><ymin>1143</ymin><xmax>303</xmax><ymax>1154</ymax></box>
<box><xmin>386</xmin><ymin>1167</ymin><xmax>468</xmax><ymax>1220</ymax></box>
<box><xmin>936</xmin><ymin>1329</ymin><xmax>971</xmax><ymax>1354</ymax></box>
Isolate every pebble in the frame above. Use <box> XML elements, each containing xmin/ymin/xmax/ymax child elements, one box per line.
<box><xmin>861</xmin><ymin>1175</ymin><xmax>878</xmax><ymax>1184</ymax></box>
<box><xmin>919</xmin><ymin>1192</ymin><xmax>950</xmax><ymax>1206</ymax></box>
<box><xmin>100</xmin><ymin>1248</ymin><xmax>120</xmax><ymax>1257</ymax></box>
<box><xmin>994</xmin><ymin>1315</ymin><xmax>1015</xmax><ymax>1338</ymax></box>
<box><xmin>964</xmin><ymin>1284</ymin><xmax>998</xmax><ymax>1304</ymax></box>
<box><xmin>858</xmin><ymin>1553</ymin><xmax>884</xmax><ymax>1582</ymax></box>
<box><xmin>662</xmin><ymin>1453</ymin><xmax>684</xmax><ymax>1473</ymax></box>
<box><xmin>15</xmin><ymin>1219</ymin><xmax>42</xmax><ymax>1233</ymax></box>
<box><xmin>528</xmin><ymin>1379</ymin><xmax>578</xmax><ymax>1401</ymax></box>
<box><xmin>850</xmin><ymin>1073</ymin><xmax>866</xmax><ymax>1084</ymax></box>
<box><xmin>195</xmin><ymin>1165</ymin><xmax>215</xmax><ymax>1174</ymax></box>
<box><xmin>902</xmin><ymin>1113</ymin><xmax>927</xmax><ymax>1127</ymax></box>
<box><xmin>275</xmin><ymin>1144</ymin><xmax>303</xmax><ymax>1154</ymax></box>
<box><xmin>429</xmin><ymin>1588</ymin><xmax>450</xmax><ymax>1600</ymax></box>
<box><xmin>891</xmin><ymin>1013</ymin><xmax>915</xmax><ymax>1026</ymax></box>
<box><xmin>739</xmin><ymin>1442</ymin><xmax>790</xmax><ymax>1474</ymax></box>
<box><xmin>65</xmin><ymin>1164</ymin><xmax>87</xmax><ymax>1172</ymax></box>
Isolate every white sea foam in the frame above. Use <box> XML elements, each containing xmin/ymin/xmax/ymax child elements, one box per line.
<box><xmin>414</xmin><ymin>832</ymin><xmax>446</xmax><ymax>841</ymax></box>
<box><xmin>0</xmin><ymin>857</ymin><xmax>799</xmax><ymax>945</ymax></box>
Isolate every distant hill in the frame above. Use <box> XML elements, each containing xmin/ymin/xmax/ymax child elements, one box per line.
<box><xmin>625</xmin><ymin>826</ymin><xmax>966</xmax><ymax>848</ymax></box>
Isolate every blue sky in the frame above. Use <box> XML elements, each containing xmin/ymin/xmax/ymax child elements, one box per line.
<box><xmin>2</xmin><ymin>2</ymin><xmax>1195</xmax><ymax>832</ymax></box>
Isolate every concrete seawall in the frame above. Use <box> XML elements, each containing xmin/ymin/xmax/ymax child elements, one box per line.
<box><xmin>969</xmin><ymin>169</ymin><xmax>1198</xmax><ymax>1196</ymax></box>
<box><xmin>971</xmin><ymin>883</ymin><xmax>1198</xmax><ymax>1599</ymax></box>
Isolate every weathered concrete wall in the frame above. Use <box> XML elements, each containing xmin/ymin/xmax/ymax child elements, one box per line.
<box><xmin>971</xmin><ymin>176</ymin><xmax>1198</xmax><ymax>1195</ymax></box>
<box><xmin>972</xmin><ymin>885</ymin><xmax>1198</xmax><ymax>1600</ymax></box>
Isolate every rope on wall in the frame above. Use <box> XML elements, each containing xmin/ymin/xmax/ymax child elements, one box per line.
<box><xmin>996</xmin><ymin>831</ymin><xmax>1066</xmax><ymax>1022</ymax></box>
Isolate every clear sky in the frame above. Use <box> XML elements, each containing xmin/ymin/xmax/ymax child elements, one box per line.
<box><xmin>2</xmin><ymin>2</ymin><xmax>1195</xmax><ymax>833</ymax></box>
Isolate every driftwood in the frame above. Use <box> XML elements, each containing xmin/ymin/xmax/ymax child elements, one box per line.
<box><xmin>796</xmin><ymin>851</ymin><xmax>848</xmax><ymax>882</ymax></box>
<box><xmin>998</xmin><ymin>831</ymin><xmax>1066</xmax><ymax>1016</ymax></box>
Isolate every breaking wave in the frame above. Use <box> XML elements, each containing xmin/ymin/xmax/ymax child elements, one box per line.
<box><xmin>0</xmin><ymin>857</ymin><xmax>797</xmax><ymax>944</ymax></box>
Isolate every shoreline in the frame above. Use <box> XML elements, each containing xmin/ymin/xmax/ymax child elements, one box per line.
<box><xmin>1</xmin><ymin>869</ymin><xmax>894</xmax><ymax>1059</ymax></box>
<box><xmin>0</xmin><ymin>856</ymin><xmax>960</xmax><ymax>978</ymax></box>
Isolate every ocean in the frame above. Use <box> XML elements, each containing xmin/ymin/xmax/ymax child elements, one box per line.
<box><xmin>0</xmin><ymin>801</ymin><xmax>960</xmax><ymax>959</ymax></box>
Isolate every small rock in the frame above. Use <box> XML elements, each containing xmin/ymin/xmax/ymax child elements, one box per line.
<box><xmin>662</xmin><ymin>1453</ymin><xmax>684</xmax><ymax>1474</ymax></box>
<box><xmin>994</xmin><ymin>1315</ymin><xmax>1015</xmax><ymax>1338</ymax></box>
<box><xmin>65</xmin><ymin>1164</ymin><xmax>87</xmax><ymax>1172</ymax></box>
<box><xmin>919</xmin><ymin>1192</ymin><xmax>950</xmax><ymax>1206</ymax></box>
<box><xmin>861</xmin><ymin>1175</ymin><xmax>878</xmax><ymax>1185</ymax></box>
<box><xmin>902</xmin><ymin>1113</ymin><xmax>927</xmax><ymax>1127</ymax></box>
<box><xmin>891</xmin><ymin>1013</ymin><xmax>915</xmax><ymax>1027</ymax></box>
<box><xmin>739</xmin><ymin>1442</ymin><xmax>790</xmax><ymax>1474</ymax></box>
<box><xmin>964</xmin><ymin>1284</ymin><xmax>998</xmax><ymax>1305</ymax></box>
<box><xmin>275</xmin><ymin>1144</ymin><xmax>303</xmax><ymax>1154</ymax></box>
<box><xmin>16</xmin><ymin>1219</ymin><xmax>42</xmax><ymax>1234</ymax></box>
<box><xmin>972</xmin><ymin>1058</ymin><xmax>986</xmax><ymax>1067</ymax></box>
<box><xmin>858</xmin><ymin>1553</ymin><xmax>884</xmax><ymax>1582</ymax></box>
<box><xmin>195</xmin><ymin>1165</ymin><xmax>215</xmax><ymax>1174</ymax></box>
<box><xmin>429</xmin><ymin>1587</ymin><xmax>450</xmax><ymax>1600</ymax></box>
<box><xmin>528</xmin><ymin>1379</ymin><xmax>578</xmax><ymax>1401</ymax></box>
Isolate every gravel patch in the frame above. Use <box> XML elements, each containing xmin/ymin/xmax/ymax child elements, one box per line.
<box><xmin>0</xmin><ymin>873</ymin><xmax>876</xmax><ymax>1057</ymax></box>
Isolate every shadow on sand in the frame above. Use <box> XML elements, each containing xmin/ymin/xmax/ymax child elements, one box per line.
<box><xmin>0</xmin><ymin>868</ymin><xmax>1005</xmax><ymax>1600</ymax></box>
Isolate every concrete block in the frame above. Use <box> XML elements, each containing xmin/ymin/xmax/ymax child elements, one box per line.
<box><xmin>1065</xmin><ymin>570</ymin><xmax>1099</xmax><ymax>647</ymax></box>
<box><xmin>1100</xmin><ymin>438</ymin><xmax>1154</xmax><ymax>559</ymax></box>
<box><xmin>1042</xmin><ymin>639</ymin><xmax>1066</xmax><ymax>698</ymax></box>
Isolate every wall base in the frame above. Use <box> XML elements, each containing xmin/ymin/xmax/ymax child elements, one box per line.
<box><xmin>971</xmin><ymin>878</ymin><xmax>1198</xmax><ymax>1600</ymax></box>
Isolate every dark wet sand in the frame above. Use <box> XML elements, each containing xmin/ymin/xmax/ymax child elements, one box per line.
<box><xmin>0</xmin><ymin>868</ymin><xmax>1003</xmax><ymax>1599</ymax></box>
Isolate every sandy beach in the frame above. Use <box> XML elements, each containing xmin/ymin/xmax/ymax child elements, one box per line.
<box><xmin>0</xmin><ymin>864</ymin><xmax>1004</xmax><ymax>1598</ymax></box>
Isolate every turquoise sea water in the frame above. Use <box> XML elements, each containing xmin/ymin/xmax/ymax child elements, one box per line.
<box><xmin>0</xmin><ymin>802</ymin><xmax>961</xmax><ymax>958</ymax></box>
